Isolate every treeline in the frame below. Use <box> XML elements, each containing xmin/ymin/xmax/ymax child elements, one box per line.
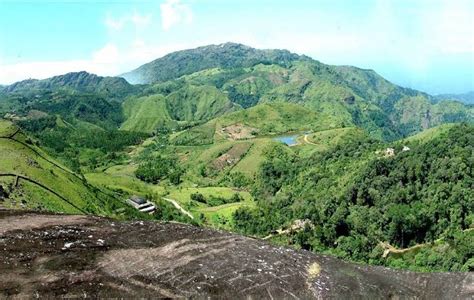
<box><xmin>135</xmin><ymin>154</ymin><xmax>184</xmax><ymax>185</ymax></box>
<box><xmin>190</xmin><ymin>192</ymin><xmax>242</xmax><ymax>206</ymax></box>
<box><xmin>233</xmin><ymin>124</ymin><xmax>473</xmax><ymax>271</ymax></box>
<box><xmin>18</xmin><ymin>115</ymin><xmax>148</xmax><ymax>172</ymax></box>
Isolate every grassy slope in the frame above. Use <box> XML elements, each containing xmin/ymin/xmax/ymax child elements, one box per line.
<box><xmin>171</xmin><ymin>102</ymin><xmax>335</xmax><ymax>146</ymax></box>
<box><xmin>121</xmin><ymin>94</ymin><xmax>174</xmax><ymax>133</ymax></box>
<box><xmin>171</xmin><ymin>106</ymin><xmax>373</xmax><ymax>186</ymax></box>
<box><xmin>166</xmin><ymin>85</ymin><xmax>239</xmax><ymax>122</ymax></box>
<box><xmin>217</xmin><ymin>102</ymin><xmax>331</xmax><ymax>134</ymax></box>
<box><xmin>303</xmin><ymin>127</ymin><xmax>368</xmax><ymax>153</ymax></box>
<box><xmin>403</xmin><ymin>123</ymin><xmax>457</xmax><ymax>143</ymax></box>
<box><xmin>121</xmin><ymin>85</ymin><xmax>239</xmax><ymax>134</ymax></box>
<box><xmin>0</xmin><ymin>120</ymin><xmax>123</xmax><ymax>215</ymax></box>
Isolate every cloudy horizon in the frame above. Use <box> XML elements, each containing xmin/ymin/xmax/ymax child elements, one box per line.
<box><xmin>0</xmin><ymin>0</ymin><xmax>473</xmax><ymax>94</ymax></box>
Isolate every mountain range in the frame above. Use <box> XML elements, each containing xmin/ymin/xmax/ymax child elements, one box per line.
<box><xmin>0</xmin><ymin>43</ymin><xmax>472</xmax><ymax>275</ymax></box>
<box><xmin>2</xmin><ymin>43</ymin><xmax>471</xmax><ymax>141</ymax></box>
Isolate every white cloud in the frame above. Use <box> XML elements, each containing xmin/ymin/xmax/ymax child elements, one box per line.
<box><xmin>93</xmin><ymin>43</ymin><xmax>120</xmax><ymax>64</ymax></box>
<box><xmin>0</xmin><ymin>44</ymin><xmax>123</xmax><ymax>84</ymax></box>
<box><xmin>160</xmin><ymin>0</ymin><xmax>192</xmax><ymax>31</ymax></box>
<box><xmin>0</xmin><ymin>41</ymin><xmax>195</xmax><ymax>84</ymax></box>
<box><xmin>130</xmin><ymin>11</ymin><xmax>152</xmax><ymax>28</ymax></box>
<box><xmin>105</xmin><ymin>11</ymin><xmax>152</xmax><ymax>31</ymax></box>
<box><xmin>0</xmin><ymin>60</ymin><xmax>100</xmax><ymax>84</ymax></box>
<box><xmin>427</xmin><ymin>0</ymin><xmax>474</xmax><ymax>54</ymax></box>
<box><xmin>105</xmin><ymin>14</ymin><xmax>126</xmax><ymax>31</ymax></box>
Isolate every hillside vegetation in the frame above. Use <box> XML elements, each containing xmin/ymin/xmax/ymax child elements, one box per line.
<box><xmin>233</xmin><ymin>124</ymin><xmax>474</xmax><ymax>271</ymax></box>
<box><xmin>0</xmin><ymin>43</ymin><xmax>472</xmax><ymax>273</ymax></box>
<box><xmin>119</xmin><ymin>43</ymin><xmax>473</xmax><ymax>139</ymax></box>
<box><xmin>0</xmin><ymin>120</ymin><xmax>119</xmax><ymax>214</ymax></box>
<box><xmin>2</xmin><ymin>71</ymin><xmax>136</xmax><ymax>100</ymax></box>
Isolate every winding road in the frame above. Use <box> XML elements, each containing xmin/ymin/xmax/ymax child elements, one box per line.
<box><xmin>303</xmin><ymin>134</ymin><xmax>317</xmax><ymax>145</ymax></box>
<box><xmin>162</xmin><ymin>197</ymin><xmax>194</xmax><ymax>219</ymax></box>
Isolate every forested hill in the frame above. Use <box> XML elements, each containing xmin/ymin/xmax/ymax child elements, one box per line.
<box><xmin>2</xmin><ymin>71</ymin><xmax>136</xmax><ymax>100</ymax></box>
<box><xmin>233</xmin><ymin>123</ymin><xmax>474</xmax><ymax>272</ymax></box>
<box><xmin>120</xmin><ymin>43</ymin><xmax>472</xmax><ymax>140</ymax></box>
<box><xmin>121</xmin><ymin>42</ymin><xmax>303</xmax><ymax>84</ymax></box>
<box><xmin>1</xmin><ymin>43</ymin><xmax>472</xmax><ymax>140</ymax></box>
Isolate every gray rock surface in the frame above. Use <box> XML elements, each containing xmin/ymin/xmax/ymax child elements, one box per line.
<box><xmin>0</xmin><ymin>209</ymin><xmax>472</xmax><ymax>299</ymax></box>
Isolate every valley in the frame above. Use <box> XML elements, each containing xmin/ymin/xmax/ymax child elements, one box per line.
<box><xmin>0</xmin><ymin>43</ymin><xmax>472</xmax><ymax>279</ymax></box>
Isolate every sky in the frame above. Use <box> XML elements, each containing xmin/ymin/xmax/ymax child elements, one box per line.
<box><xmin>0</xmin><ymin>0</ymin><xmax>473</xmax><ymax>94</ymax></box>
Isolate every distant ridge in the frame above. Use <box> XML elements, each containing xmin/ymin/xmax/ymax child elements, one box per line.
<box><xmin>2</xmin><ymin>71</ymin><xmax>136</xmax><ymax>100</ymax></box>
<box><xmin>435</xmin><ymin>91</ymin><xmax>474</xmax><ymax>105</ymax></box>
<box><xmin>120</xmin><ymin>42</ymin><xmax>304</xmax><ymax>84</ymax></box>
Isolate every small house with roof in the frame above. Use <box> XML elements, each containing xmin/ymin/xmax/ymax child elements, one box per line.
<box><xmin>126</xmin><ymin>195</ymin><xmax>155</xmax><ymax>214</ymax></box>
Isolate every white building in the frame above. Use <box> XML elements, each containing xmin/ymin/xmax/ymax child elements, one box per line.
<box><xmin>126</xmin><ymin>195</ymin><xmax>156</xmax><ymax>214</ymax></box>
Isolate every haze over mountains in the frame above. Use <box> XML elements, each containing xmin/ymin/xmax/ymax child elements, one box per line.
<box><xmin>435</xmin><ymin>91</ymin><xmax>474</xmax><ymax>105</ymax></box>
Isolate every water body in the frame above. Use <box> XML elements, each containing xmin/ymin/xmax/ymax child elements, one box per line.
<box><xmin>274</xmin><ymin>135</ymin><xmax>298</xmax><ymax>146</ymax></box>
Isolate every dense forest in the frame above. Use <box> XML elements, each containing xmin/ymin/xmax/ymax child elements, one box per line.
<box><xmin>233</xmin><ymin>124</ymin><xmax>473</xmax><ymax>271</ymax></box>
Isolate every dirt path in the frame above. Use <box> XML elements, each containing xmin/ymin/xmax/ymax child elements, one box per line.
<box><xmin>379</xmin><ymin>241</ymin><xmax>426</xmax><ymax>258</ymax></box>
<box><xmin>162</xmin><ymin>197</ymin><xmax>194</xmax><ymax>219</ymax></box>
<box><xmin>303</xmin><ymin>134</ymin><xmax>317</xmax><ymax>145</ymax></box>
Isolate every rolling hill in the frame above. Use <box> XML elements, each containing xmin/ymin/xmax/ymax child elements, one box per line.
<box><xmin>1</xmin><ymin>44</ymin><xmax>471</xmax><ymax>141</ymax></box>
<box><xmin>435</xmin><ymin>91</ymin><xmax>474</xmax><ymax>104</ymax></box>
<box><xmin>2</xmin><ymin>71</ymin><xmax>136</xmax><ymax>100</ymax></box>
<box><xmin>121</xmin><ymin>42</ymin><xmax>302</xmax><ymax>84</ymax></box>
<box><xmin>120</xmin><ymin>43</ymin><xmax>473</xmax><ymax>140</ymax></box>
<box><xmin>170</xmin><ymin>102</ymin><xmax>324</xmax><ymax>144</ymax></box>
<box><xmin>0</xmin><ymin>120</ymin><xmax>123</xmax><ymax>215</ymax></box>
<box><xmin>121</xmin><ymin>84</ymin><xmax>239</xmax><ymax>133</ymax></box>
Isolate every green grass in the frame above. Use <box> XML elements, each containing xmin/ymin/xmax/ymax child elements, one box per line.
<box><xmin>121</xmin><ymin>84</ymin><xmax>239</xmax><ymax>134</ymax></box>
<box><xmin>171</xmin><ymin>120</ymin><xmax>217</xmax><ymax>145</ymax></box>
<box><xmin>217</xmin><ymin>102</ymin><xmax>331</xmax><ymax>135</ymax></box>
<box><xmin>0</xmin><ymin>120</ymin><xmax>122</xmax><ymax>215</ymax></box>
<box><xmin>303</xmin><ymin>127</ymin><xmax>367</xmax><ymax>152</ymax></box>
<box><xmin>230</xmin><ymin>138</ymin><xmax>276</xmax><ymax>177</ymax></box>
<box><xmin>0</xmin><ymin>120</ymin><xmax>17</xmax><ymax>136</ymax></box>
<box><xmin>85</xmin><ymin>161</ymin><xmax>255</xmax><ymax>229</ymax></box>
<box><xmin>403</xmin><ymin>123</ymin><xmax>456</xmax><ymax>143</ymax></box>
<box><xmin>121</xmin><ymin>94</ymin><xmax>174</xmax><ymax>133</ymax></box>
<box><xmin>167</xmin><ymin>186</ymin><xmax>252</xmax><ymax>204</ymax></box>
<box><xmin>166</xmin><ymin>186</ymin><xmax>255</xmax><ymax>229</ymax></box>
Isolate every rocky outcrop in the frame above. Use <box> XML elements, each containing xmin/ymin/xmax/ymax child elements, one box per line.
<box><xmin>0</xmin><ymin>209</ymin><xmax>472</xmax><ymax>299</ymax></box>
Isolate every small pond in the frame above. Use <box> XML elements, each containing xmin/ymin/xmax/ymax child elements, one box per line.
<box><xmin>273</xmin><ymin>135</ymin><xmax>298</xmax><ymax>146</ymax></box>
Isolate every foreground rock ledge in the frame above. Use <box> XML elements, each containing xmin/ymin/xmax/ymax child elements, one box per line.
<box><xmin>0</xmin><ymin>210</ymin><xmax>472</xmax><ymax>299</ymax></box>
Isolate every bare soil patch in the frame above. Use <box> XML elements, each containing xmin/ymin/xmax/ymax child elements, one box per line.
<box><xmin>220</xmin><ymin>124</ymin><xmax>258</xmax><ymax>140</ymax></box>
<box><xmin>211</xmin><ymin>143</ymin><xmax>251</xmax><ymax>171</ymax></box>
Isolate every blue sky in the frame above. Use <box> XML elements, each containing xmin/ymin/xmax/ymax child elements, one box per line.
<box><xmin>0</xmin><ymin>0</ymin><xmax>473</xmax><ymax>94</ymax></box>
